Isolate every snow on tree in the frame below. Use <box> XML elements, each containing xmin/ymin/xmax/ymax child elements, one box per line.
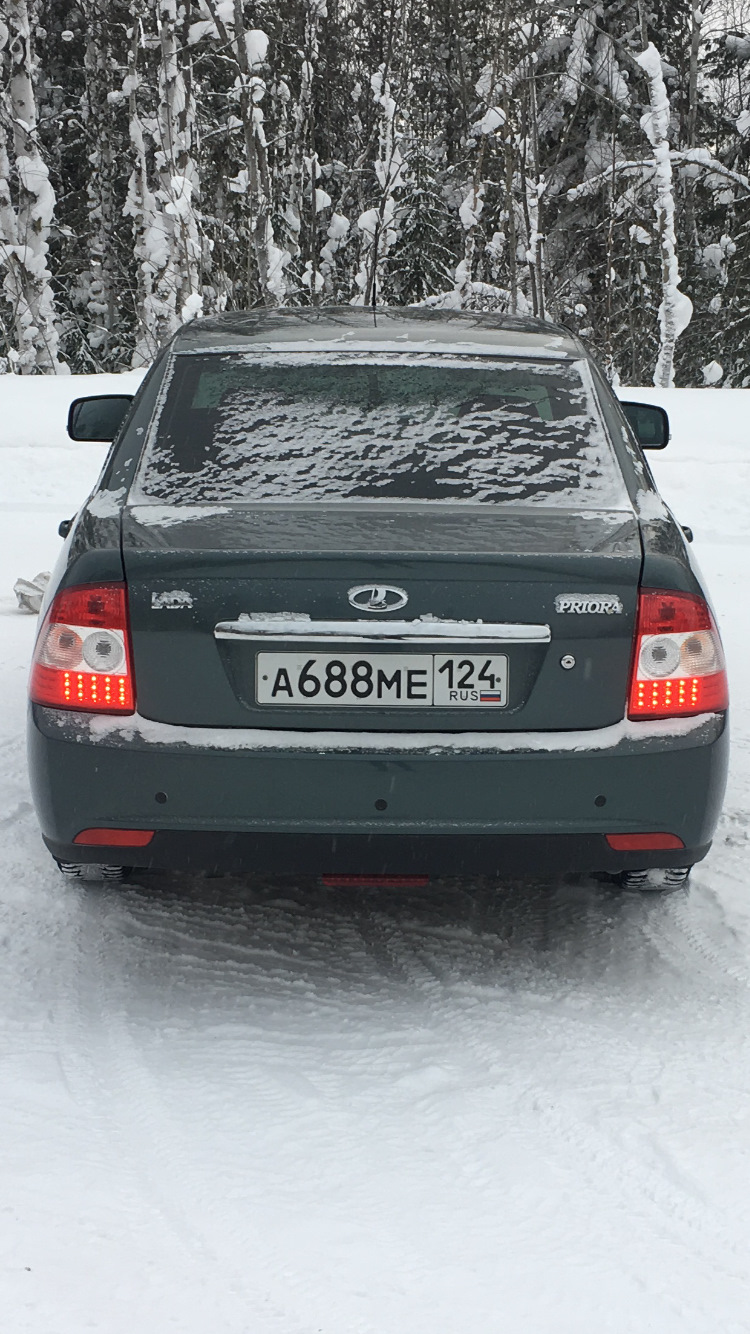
<box><xmin>284</xmin><ymin>0</ymin><xmax>328</xmax><ymax>299</ymax></box>
<box><xmin>81</xmin><ymin>0</ymin><xmax>121</xmax><ymax>362</ymax></box>
<box><xmin>637</xmin><ymin>41</ymin><xmax>693</xmax><ymax>387</ymax></box>
<box><xmin>387</xmin><ymin>135</ymin><xmax>454</xmax><ymax>304</ymax></box>
<box><xmin>0</xmin><ymin>0</ymin><xmax>64</xmax><ymax>373</ymax></box>
<box><xmin>156</xmin><ymin>0</ymin><xmax>203</xmax><ymax>325</ymax></box>
<box><xmin>6</xmin><ymin>0</ymin><xmax>750</xmax><ymax>381</ymax></box>
<box><xmin>353</xmin><ymin>68</ymin><xmax>405</xmax><ymax>306</ymax></box>
<box><xmin>201</xmin><ymin>1</ymin><xmax>286</xmax><ymax>304</ymax></box>
<box><xmin>123</xmin><ymin>6</ymin><xmax>172</xmax><ymax>368</ymax></box>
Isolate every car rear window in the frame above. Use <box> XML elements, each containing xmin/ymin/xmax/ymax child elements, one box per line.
<box><xmin>132</xmin><ymin>352</ymin><xmax>628</xmax><ymax>507</ymax></box>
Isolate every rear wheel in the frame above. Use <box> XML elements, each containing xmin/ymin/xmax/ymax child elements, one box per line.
<box><xmin>619</xmin><ymin>866</ymin><xmax>691</xmax><ymax>892</ymax></box>
<box><xmin>55</xmin><ymin>860</ymin><xmax>130</xmax><ymax>883</ymax></box>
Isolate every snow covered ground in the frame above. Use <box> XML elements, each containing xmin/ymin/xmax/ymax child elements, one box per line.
<box><xmin>1</xmin><ymin>375</ymin><xmax>749</xmax><ymax>1334</ymax></box>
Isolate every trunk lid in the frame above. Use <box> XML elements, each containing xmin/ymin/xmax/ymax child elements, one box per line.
<box><xmin>122</xmin><ymin>504</ymin><xmax>641</xmax><ymax>731</ymax></box>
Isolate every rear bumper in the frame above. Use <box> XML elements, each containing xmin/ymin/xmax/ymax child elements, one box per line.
<box><xmin>41</xmin><ymin>830</ymin><xmax>712</xmax><ymax>877</ymax></box>
<box><xmin>29</xmin><ymin>707</ymin><xmax>729</xmax><ymax>876</ymax></box>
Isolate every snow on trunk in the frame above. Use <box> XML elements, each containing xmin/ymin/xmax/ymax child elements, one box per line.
<box><xmin>0</xmin><ymin>1</ymin><xmax>64</xmax><ymax>374</ymax></box>
<box><xmin>636</xmin><ymin>41</ymin><xmax>692</xmax><ymax>388</ymax></box>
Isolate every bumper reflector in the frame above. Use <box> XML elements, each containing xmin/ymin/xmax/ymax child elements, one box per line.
<box><xmin>74</xmin><ymin>828</ymin><xmax>154</xmax><ymax>847</ymax></box>
<box><xmin>606</xmin><ymin>833</ymin><xmax>684</xmax><ymax>851</ymax></box>
<box><xmin>321</xmin><ymin>874</ymin><xmax>430</xmax><ymax>888</ymax></box>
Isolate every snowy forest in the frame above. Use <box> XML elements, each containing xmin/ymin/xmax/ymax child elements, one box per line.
<box><xmin>2</xmin><ymin>0</ymin><xmax>750</xmax><ymax>385</ymax></box>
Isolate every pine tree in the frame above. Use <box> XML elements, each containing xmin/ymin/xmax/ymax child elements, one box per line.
<box><xmin>387</xmin><ymin>137</ymin><xmax>454</xmax><ymax>304</ymax></box>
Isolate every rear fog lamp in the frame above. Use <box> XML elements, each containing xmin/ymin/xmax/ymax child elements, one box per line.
<box><xmin>74</xmin><ymin>829</ymin><xmax>154</xmax><ymax>847</ymax></box>
<box><xmin>628</xmin><ymin>589</ymin><xmax>727</xmax><ymax>720</ymax></box>
<box><xmin>30</xmin><ymin>583</ymin><xmax>135</xmax><ymax>714</ymax></box>
<box><xmin>606</xmin><ymin>833</ymin><xmax>684</xmax><ymax>851</ymax></box>
<box><xmin>321</xmin><ymin>874</ymin><xmax>430</xmax><ymax>888</ymax></box>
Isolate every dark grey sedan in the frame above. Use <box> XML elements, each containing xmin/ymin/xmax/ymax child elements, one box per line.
<box><xmin>27</xmin><ymin>309</ymin><xmax>728</xmax><ymax>890</ymax></box>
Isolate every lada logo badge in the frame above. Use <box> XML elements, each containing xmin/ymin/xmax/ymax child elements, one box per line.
<box><xmin>347</xmin><ymin>584</ymin><xmax>409</xmax><ymax>613</ymax></box>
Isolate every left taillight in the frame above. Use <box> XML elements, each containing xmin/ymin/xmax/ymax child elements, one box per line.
<box><xmin>30</xmin><ymin>582</ymin><xmax>135</xmax><ymax>714</ymax></box>
<box><xmin>628</xmin><ymin>588</ymin><xmax>728</xmax><ymax>720</ymax></box>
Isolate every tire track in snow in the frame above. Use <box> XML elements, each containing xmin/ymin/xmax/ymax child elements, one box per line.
<box><xmin>60</xmin><ymin>878</ymin><xmax>386</xmax><ymax>1334</ymax></box>
<box><xmin>345</xmin><ymin>879</ymin><xmax>750</xmax><ymax>1312</ymax></box>
<box><xmin>48</xmin><ymin>868</ymin><xmax>750</xmax><ymax>1333</ymax></box>
<box><xmin>56</xmin><ymin>883</ymin><xmax>322</xmax><ymax>1334</ymax></box>
<box><xmin>640</xmin><ymin>874</ymin><xmax>750</xmax><ymax>992</ymax></box>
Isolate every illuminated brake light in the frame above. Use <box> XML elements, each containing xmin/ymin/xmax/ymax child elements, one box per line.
<box><xmin>30</xmin><ymin>583</ymin><xmax>135</xmax><ymax>714</ymax></box>
<box><xmin>628</xmin><ymin>589</ymin><xmax>727</xmax><ymax>720</ymax></box>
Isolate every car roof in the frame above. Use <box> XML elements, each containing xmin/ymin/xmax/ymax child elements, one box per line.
<box><xmin>170</xmin><ymin>306</ymin><xmax>584</xmax><ymax>360</ymax></box>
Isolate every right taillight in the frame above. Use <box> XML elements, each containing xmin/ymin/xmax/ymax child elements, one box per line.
<box><xmin>628</xmin><ymin>588</ymin><xmax>728</xmax><ymax>720</ymax></box>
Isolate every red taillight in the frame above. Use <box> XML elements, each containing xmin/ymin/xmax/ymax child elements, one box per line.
<box><xmin>628</xmin><ymin>588</ymin><xmax>727</xmax><ymax>720</ymax></box>
<box><xmin>74</xmin><ymin>828</ymin><xmax>153</xmax><ymax>847</ymax></box>
<box><xmin>606</xmin><ymin>833</ymin><xmax>684</xmax><ymax>851</ymax></box>
<box><xmin>30</xmin><ymin>583</ymin><xmax>135</xmax><ymax>714</ymax></box>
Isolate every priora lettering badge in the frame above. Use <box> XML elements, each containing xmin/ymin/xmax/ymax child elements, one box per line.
<box><xmin>554</xmin><ymin>593</ymin><xmax>624</xmax><ymax>615</ymax></box>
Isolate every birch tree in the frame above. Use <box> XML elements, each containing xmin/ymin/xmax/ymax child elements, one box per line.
<box><xmin>637</xmin><ymin>40</ymin><xmax>693</xmax><ymax>386</ymax></box>
<box><xmin>0</xmin><ymin>0</ymin><xmax>64</xmax><ymax>372</ymax></box>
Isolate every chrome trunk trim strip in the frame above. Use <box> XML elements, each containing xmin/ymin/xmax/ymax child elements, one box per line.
<box><xmin>214</xmin><ymin>617</ymin><xmax>551</xmax><ymax>644</ymax></box>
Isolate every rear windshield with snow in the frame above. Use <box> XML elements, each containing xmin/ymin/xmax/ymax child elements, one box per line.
<box><xmin>132</xmin><ymin>352</ymin><xmax>628</xmax><ymax>507</ymax></box>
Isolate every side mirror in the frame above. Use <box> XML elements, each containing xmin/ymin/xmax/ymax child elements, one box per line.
<box><xmin>67</xmin><ymin>395</ymin><xmax>133</xmax><ymax>442</ymax></box>
<box><xmin>620</xmin><ymin>400</ymin><xmax>670</xmax><ymax>450</ymax></box>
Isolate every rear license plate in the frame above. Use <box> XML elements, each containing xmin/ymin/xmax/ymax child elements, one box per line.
<box><xmin>256</xmin><ymin>652</ymin><xmax>508</xmax><ymax>707</ymax></box>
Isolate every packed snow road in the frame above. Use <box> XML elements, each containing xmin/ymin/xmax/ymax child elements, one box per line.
<box><xmin>1</xmin><ymin>379</ymin><xmax>749</xmax><ymax>1333</ymax></box>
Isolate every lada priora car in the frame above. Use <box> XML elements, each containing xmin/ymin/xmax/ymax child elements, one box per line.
<box><xmin>27</xmin><ymin>309</ymin><xmax>728</xmax><ymax>889</ymax></box>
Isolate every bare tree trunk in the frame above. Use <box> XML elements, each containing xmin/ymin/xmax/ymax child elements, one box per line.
<box><xmin>83</xmin><ymin>0</ymin><xmax>119</xmax><ymax>363</ymax></box>
<box><xmin>683</xmin><ymin>2</ymin><xmax>709</xmax><ymax>267</ymax></box>
<box><xmin>287</xmin><ymin>0</ymin><xmax>326</xmax><ymax>284</ymax></box>
<box><xmin>687</xmin><ymin>3</ymin><xmax>708</xmax><ymax>149</ymax></box>
<box><xmin>502</xmin><ymin>0</ymin><xmax>517</xmax><ymax>311</ymax></box>
<box><xmin>526</xmin><ymin>6</ymin><xmax>546</xmax><ymax>318</ymax></box>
